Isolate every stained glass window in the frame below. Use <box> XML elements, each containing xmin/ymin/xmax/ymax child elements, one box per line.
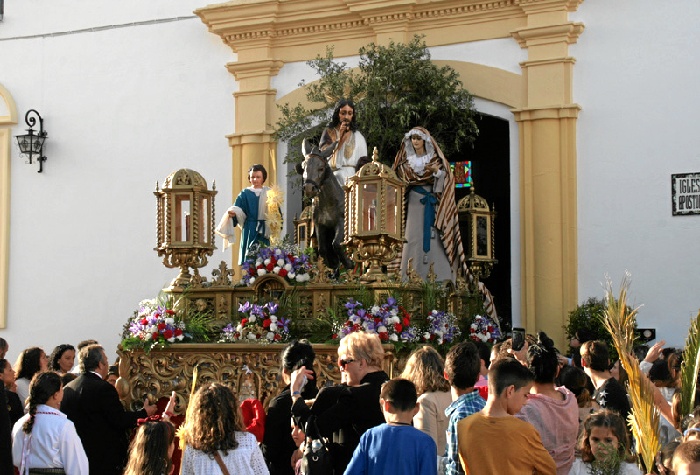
<box><xmin>451</xmin><ymin>161</ymin><xmax>472</xmax><ymax>188</ymax></box>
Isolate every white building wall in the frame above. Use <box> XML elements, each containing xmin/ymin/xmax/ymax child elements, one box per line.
<box><xmin>2</xmin><ymin>0</ymin><xmax>699</xmax><ymax>364</ymax></box>
<box><xmin>571</xmin><ymin>0</ymin><xmax>700</xmax><ymax>346</ymax></box>
<box><xmin>0</xmin><ymin>1</ymin><xmax>235</xmax><ymax>361</ymax></box>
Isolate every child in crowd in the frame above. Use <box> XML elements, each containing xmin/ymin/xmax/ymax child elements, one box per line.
<box><xmin>570</xmin><ymin>409</ymin><xmax>641</xmax><ymax>475</ymax></box>
<box><xmin>457</xmin><ymin>358</ymin><xmax>556</xmax><ymax>475</ymax></box>
<box><xmin>673</xmin><ymin>440</ymin><xmax>700</xmax><ymax>475</ymax></box>
<box><xmin>441</xmin><ymin>341</ymin><xmax>485</xmax><ymax>475</ymax></box>
<box><xmin>124</xmin><ymin>420</ymin><xmax>176</xmax><ymax>475</ymax></box>
<box><xmin>580</xmin><ymin>341</ymin><xmax>631</xmax><ymax>421</ymax></box>
<box><xmin>684</xmin><ymin>421</ymin><xmax>700</xmax><ymax>443</ymax></box>
<box><xmin>345</xmin><ymin>379</ymin><xmax>437</xmax><ymax>475</ymax></box>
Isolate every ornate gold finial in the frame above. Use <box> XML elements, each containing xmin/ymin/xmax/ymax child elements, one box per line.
<box><xmin>212</xmin><ymin>261</ymin><xmax>235</xmax><ymax>286</ymax></box>
<box><xmin>311</xmin><ymin>257</ymin><xmax>333</xmax><ymax>284</ymax></box>
<box><xmin>406</xmin><ymin>258</ymin><xmax>422</xmax><ymax>284</ymax></box>
<box><xmin>155</xmin><ymin>181</ymin><xmax>159</xmax><ymax>192</ymax></box>
<box><xmin>372</xmin><ymin>147</ymin><xmax>379</xmax><ymax>162</ymax></box>
<box><xmin>427</xmin><ymin>263</ymin><xmax>437</xmax><ymax>283</ymax></box>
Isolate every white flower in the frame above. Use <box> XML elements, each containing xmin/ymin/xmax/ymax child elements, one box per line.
<box><xmin>148</xmin><ymin>325</ymin><xmax>157</xmax><ymax>333</ymax></box>
<box><xmin>277</xmin><ymin>259</ymin><xmax>285</xmax><ymax>267</ymax></box>
<box><xmin>273</xmin><ymin>266</ymin><xmax>281</xmax><ymax>274</ymax></box>
<box><xmin>247</xmin><ymin>333</ymin><xmax>257</xmax><ymax>340</ymax></box>
<box><xmin>256</xmin><ymin>258</ymin><xmax>263</xmax><ymax>265</ymax></box>
<box><xmin>275</xmin><ymin>249</ymin><xmax>282</xmax><ymax>255</ymax></box>
<box><xmin>144</xmin><ymin>333</ymin><xmax>152</xmax><ymax>340</ymax></box>
<box><xmin>389</xmin><ymin>334</ymin><xmax>398</xmax><ymax>342</ymax></box>
<box><xmin>423</xmin><ymin>332</ymin><xmax>431</xmax><ymax>340</ymax></box>
<box><xmin>237</xmin><ymin>324</ymin><xmax>243</xmax><ymax>332</ymax></box>
<box><xmin>392</xmin><ymin>316</ymin><xmax>400</xmax><ymax>324</ymax></box>
<box><xmin>257</xmin><ymin>269</ymin><xmax>266</xmax><ymax>276</ymax></box>
<box><xmin>270</xmin><ymin>323</ymin><xmax>278</xmax><ymax>331</ymax></box>
<box><xmin>264</xmin><ymin>258</ymin><xmax>271</xmax><ymax>265</ymax></box>
<box><xmin>249</xmin><ymin>277</ymin><xmax>256</xmax><ymax>285</ymax></box>
<box><xmin>167</xmin><ymin>337</ymin><xmax>175</xmax><ymax>343</ymax></box>
<box><xmin>284</xmin><ymin>263</ymin><xmax>292</xmax><ymax>271</ymax></box>
<box><xmin>270</xmin><ymin>316</ymin><xmax>277</xmax><ymax>322</ymax></box>
<box><xmin>176</xmin><ymin>334</ymin><xmax>184</xmax><ymax>341</ymax></box>
<box><xmin>371</xmin><ymin>306</ymin><xmax>381</xmax><ymax>314</ymax></box>
<box><xmin>377</xmin><ymin>325</ymin><xmax>387</xmax><ymax>333</ymax></box>
<box><xmin>249</xmin><ymin>315</ymin><xmax>257</xmax><ymax>323</ymax></box>
<box><xmin>164</xmin><ymin>318</ymin><xmax>175</xmax><ymax>325</ymax></box>
<box><xmin>266</xmin><ymin>331</ymin><xmax>275</xmax><ymax>340</ymax></box>
<box><xmin>288</xmin><ymin>272</ymin><xmax>296</xmax><ymax>279</ymax></box>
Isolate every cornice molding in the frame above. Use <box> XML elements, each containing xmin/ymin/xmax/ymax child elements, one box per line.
<box><xmin>226</xmin><ymin>59</ymin><xmax>285</xmax><ymax>80</ymax></box>
<box><xmin>511</xmin><ymin>22</ymin><xmax>584</xmax><ymax>48</ymax></box>
<box><xmin>512</xmin><ymin>104</ymin><xmax>581</xmax><ymax>121</ymax></box>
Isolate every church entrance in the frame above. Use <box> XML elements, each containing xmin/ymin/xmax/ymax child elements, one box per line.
<box><xmin>455</xmin><ymin>112</ymin><xmax>512</xmax><ymax>328</ymax></box>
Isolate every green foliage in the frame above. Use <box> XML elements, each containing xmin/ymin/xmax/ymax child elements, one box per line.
<box><xmin>564</xmin><ymin>297</ymin><xmax>619</xmax><ymax>361</ymax></box>
<box><xmin>276</xmin><ymin>35</ymin><xmax>479</xmax><ymax>171</ymax></box>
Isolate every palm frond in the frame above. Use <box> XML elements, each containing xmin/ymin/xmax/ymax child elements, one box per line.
<box><xmin>680</xmin><ymin>310</ymin><xmax>700</xmax><ymax>416</ymax></box>
<box><xmin>602</xmin><ymin>273</ymin><xmax>660</xmax><ymax>472</ymax></box>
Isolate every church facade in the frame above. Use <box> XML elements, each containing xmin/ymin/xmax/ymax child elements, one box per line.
<box><xmin>0</xmin><ymin>0</ymin><xmax>698</xmax><ymax>357</ymax></box>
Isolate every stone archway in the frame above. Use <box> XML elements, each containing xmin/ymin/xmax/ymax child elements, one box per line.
<box><xmin>0</xmin><ymin>83</ymin><xmax>18</xmax><ymax>328</ymax></box>
<box><xmin>196</xmin><ymin>0</ymin><xmax>584</xmax><ymax>346</ymax></box>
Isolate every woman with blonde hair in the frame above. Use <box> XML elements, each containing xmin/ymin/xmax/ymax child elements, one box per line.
<box><xmin>401</xmin><ymin>346</ymin><xmax>451</xmax><ymax>457</ymax></box>
<box><xmin>124</xmin><ymin>420</ymin><xmax>175</xmax><ymax>475</ymax></box>
<box><xmin>290</xmin><ymin>332</ymin><xmax>389</xmax><ymax>474</ymax></box>
<box><xmin>180</xmin><ymin>383</ymin><xmax>268</xmax><ymax>475</ymax></box>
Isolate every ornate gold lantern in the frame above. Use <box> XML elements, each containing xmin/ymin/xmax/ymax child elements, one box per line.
<box><xmin>457</xmin><ymin>186</ymin><xmax>497</xmax><ymax>284</ymax></box>
<box><xmin>293</xmin><ymin>203</ymin><xmax>316</xmax><ymax>251</ymax></box>
<box><xmin>154</xmin><ymin>169</ymin><xmax>217</xmax><ymax>289</ymax></box>
<box><xmin>345</xmin><ymin>148</ymin><xmax>405</xmax><ymax>282</ymax></box>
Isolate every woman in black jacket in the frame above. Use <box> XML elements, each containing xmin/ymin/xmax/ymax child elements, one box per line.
<box><xmin>290</xmin><ymin>332</ymin><xmax>389</xmax><ymax>474</ymax></box>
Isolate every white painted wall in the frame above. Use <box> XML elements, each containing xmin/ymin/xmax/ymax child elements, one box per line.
<box><xmin>571</xmin><ymin>0</ymin><xmax>700</xmax><ymax>346</ymax></box>
<box><xmin>0</xmin><ymin>1</ymin><xmax>235</xmax><ymax>362</ymax></box>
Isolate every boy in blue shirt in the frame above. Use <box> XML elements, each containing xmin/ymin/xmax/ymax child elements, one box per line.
<box><xmin>345</xmin><ymin>378</ymin><xmax>437</xmax><ymax>475</ymax></box>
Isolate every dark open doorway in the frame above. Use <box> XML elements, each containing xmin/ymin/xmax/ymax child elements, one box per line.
<box><xmin>453</xmin><ymin>112</ymin><xmax>512</xmax><ymax>328</ymax></box>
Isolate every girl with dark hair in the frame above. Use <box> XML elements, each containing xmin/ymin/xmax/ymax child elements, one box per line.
<box><xmin>49</xmin><ymin>344</ymin><xmax>76</xmax><ymax>375</ymax></box>
<box><xmin>124</xmin><ymin>420</ymin><xmax>176</xmax><ymax>475</ymax></box>
<box><xmin>180</xmin><ymin>383</ymin><xmax>268</xmax><ymax>474</ymax></box>
<box><xmin>11</xmin><ymin>371</ymin><xmax>88</xmax><ymax>474</ymax></box>
<box><xmin>216</xmin><ymin>163</ymin><xmax>275</xmax><ymax>265</ymax></box>
<box><xmin>571</xmin><ymin>409</ymin><xmax>641</xmax><ymax>474</ymax></box>
<box><xmin>261</xmin><ymin>340</ymin><xmax>317</xmax><ymax>475</ymax></box>
<box><xmin>0</xmin><ymin>359</ymin><xmax>22</xmax><ymax>425</ymax></box>
<box><xmin>319</xmin><ymin>99</ymin><xmax>368</xmax><ymax>186</ymax></box>
<box><xmin>14</xmin><ymin>347</ymin><xmax>48</xmax><ymax>409</ymax></box>
<box><xmin>0</xmin><ymin>337</ymin><xmax>8</xmax><ymax>359</ymax></box>
<box><xmin>515</xmin><ymin>331</ymin><xmax>579</xmax><ymax>475</ymax></box>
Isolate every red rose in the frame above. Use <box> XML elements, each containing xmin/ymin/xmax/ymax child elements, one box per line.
<box><xmin>266</xmin><ymin>262</ymin><xmax>275</xmax><ymax>271</ymax></box>
<box><xmin>346</xmin><ymin>320</ymin><xmax>353</xmax><ymax>327</ymax></box>
<box><xmin>394</xmin><ymin>323</ymin><xmax>403</xmax><ymax>333</ymax></box>
<box><xmin>249</xmin><ymin>268</ymin><xmax>256</xmax><ymax>275</ymax></box>
<box><xmin>378</xmin><ymin>332</ymin><xmax>389</xmax><ymax>342</ymax></box>
<box><xmin>274</xmin><ymin>334</ymin><xmax>282</xmax><ymax>341</ymax></box>
<box><xmin>163</xmin><ymin>329</ymin><xmax>173</xmax><ymax>339</ymax></box>
<box><xmin>352</xmin><ymin>324</ymin><xmax>361</xmax><ymax>332</ymax></box>
<box><xmin>174</xmin><ymin>328</ymin><xmax>183</xmax><ymax>336</ymax></box>
<box><xmin>278</xmin><ymin>269</ymin><xmax>288</xmax><ymax>277</ymax></box>
<box><xmin>241</xmin><ymin>318</ymin><xmax>248</xmax><ymax>326</ymax></box>
<box><xmin>165</xmin><ymin>309</ymin><xmax>175</xmax><ymax>315</ymax></box>
<box><xmin>257</xmin><ymin>264</ymin><xmax>264</xmax><ymax>269</ymax></box>
<box><xmin>332</xmin><ymin>333</ymin><xmax>338</xmax><ymax>339</ymax></box>
<box><xmin>157</xmin><ymin>323</ymin><xmax>166</xmax><ymax>331</ymax></box>
<box><xmin>140</xmin><ymin>318</ymin><xmax>148</xmax><ymax>325</ymax></box>
<box><xmin>263</xmin><ymin>318</ymin><xmax>271</xmax><ymax>328</ymax></box>
<box><xmin>402</xmin><ymin>317</ymin><xmax>410</xmax><ymax>327</ymax></box>
<box><xmin>374</xmin><ymin>317</ymin><xmax>382</xmax><ymax>324</ymax></box>
<box><xmin>152</xmin><ymin>332</ymin><xmax>159</xmax><ymax>340</ymax></box>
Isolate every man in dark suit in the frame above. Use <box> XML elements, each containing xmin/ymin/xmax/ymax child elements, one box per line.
<box><xmin>61</xmin><ymin>344</ymin><xmax>157</xmax><ymax>475</ymax></box>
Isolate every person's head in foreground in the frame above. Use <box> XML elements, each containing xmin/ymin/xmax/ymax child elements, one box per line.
<box><xmin>673</xmin><ymin>440</ymin><xmax>700</xmax><ymax>475</ymax></box>
<box><xmin>487</xmin><ymin>358</ymin><xmax>533</xmax><ymax>415</ymax></box>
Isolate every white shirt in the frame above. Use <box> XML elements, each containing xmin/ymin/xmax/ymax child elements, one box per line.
<box><xmin>11</xmin><ymin>404</ymin><xmax>89</xmax><ymax>475</ymax></box>
<box><xmin>180</xmin><ymin>431</ymin><xmax>269</xmax><ymax>475</ymax></box>
<box><xmin>569</xmin><ymin>458</ymin><xmax>642</xmax><ymax>475</ymax></box>
<box><xmin>15</xmin><ymin>378</ymin><xmax>30</xmax><ymax>411</ymax></box>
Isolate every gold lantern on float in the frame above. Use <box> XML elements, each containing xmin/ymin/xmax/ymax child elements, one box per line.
<box><xmin>293</xmin><ymin>202</ymin><xmax>316</xmax><ymax>252</ymax></box>
<box><xmin>154</xmin><ymin>169</ymin><xmax>217</xmax><ymax>289</ymax></box>
<box><xmin>457</xmin><ymin>186</ymin><xmax>497</xmax><ymax>285</ymax></box>
<box><xmin>344</xmin><ymin>147</ymin><xmax>405</xmax><ymax>282</ymax></box>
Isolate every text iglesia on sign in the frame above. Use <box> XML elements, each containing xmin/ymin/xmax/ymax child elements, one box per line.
<box><xmin>672</xmin><ymin>172</ymin><xmax>700</xmax><ymax>215</ymax></box>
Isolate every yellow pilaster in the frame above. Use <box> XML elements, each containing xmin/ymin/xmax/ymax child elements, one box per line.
<box><xmin>512</xmin><ymin>0</ymin><xmax>583</xmax><ymax>347</ymax></box>
<box><xmin>0</xmin><ymin>83</ymin><xmax>17</xmax><ymax>329</ymax></box>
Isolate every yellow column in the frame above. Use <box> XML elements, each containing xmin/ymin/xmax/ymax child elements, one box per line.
<box><xmin>225</xmin><ymin>58</ymin><xmax>284</xmax><ymax>266</ymax></box>
<box><xmin>512</xmin><ymin>2</ymin><xmax>584</xmax><ymax>347</ymax></box>
<box><xmin>0</xmin><ymin>83</ymin><xmax>17</xmax><ymax>329</ymax></box>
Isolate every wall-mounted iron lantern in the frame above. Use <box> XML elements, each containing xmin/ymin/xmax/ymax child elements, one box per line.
<box><xmin>15</xmin><ymin>109</ymin><xmax>48</xmax><ymax>173</ymax></box>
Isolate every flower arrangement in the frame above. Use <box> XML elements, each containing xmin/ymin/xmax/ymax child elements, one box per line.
<box><xmin>421</xmin><ymin>310</ymin><xmax>461</xmax><ymax>345</ymax></box>
<box><xmin>240</xmin><ymin>244</ymin><xmax>312</xmax><ymax>286</ymax></box>
<box><xmin>335</xmin><ymin>297</ymin><xmax>418</xmax><ymax>343</ymax></box>
<box><xmin>219</xmin><ymin>301</ymin><xmax>291</xmax><ymax>343</ymax></box>
<box><xmin>468</xmin><ymin>315</ymin><xmax>501</xmax><ymax>344</ymax></box>
<box><xmin>122</xmin><ymin>298</ymin><xmax>187</xmax><ymax>351</ymax></box>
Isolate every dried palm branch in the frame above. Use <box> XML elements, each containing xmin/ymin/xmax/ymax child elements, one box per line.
<box><xmin>175</xmin><ymin>364</ymin><xmax>199</xmax><ymax>450</ymax></box>
<box><xmin>680</xmin><ymin>310</ymin><xmax>700</xmax><ymax>417</ymax></box>
<box><xmin>602</xmin><ymin>273</ymin><xmax>660</xmax><ymax>472</ymax></box>
<box><xmin>266</xmin><ymin>185</ymin><xmax>284</xmax><ymax>246</ymax></box>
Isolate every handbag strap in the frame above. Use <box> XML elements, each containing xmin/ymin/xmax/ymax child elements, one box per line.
<box><xmin>213</xmin><ymin>451</ymin><xmax>231</xmax><ymax>475</ymax></box>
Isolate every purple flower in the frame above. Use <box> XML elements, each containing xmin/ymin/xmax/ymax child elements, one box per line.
<box><xmin>238</xmin><ymin>301</ymin><xmax>251</xmax><ymax>313</ymax></box>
